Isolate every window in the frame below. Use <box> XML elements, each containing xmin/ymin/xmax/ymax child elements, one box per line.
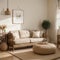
<box><xmin>56</xmin><ymin>0</ymin><xmax>60</xmax><ymax>29</ymax></box>
<box><xmin>56</xmin><ymin>9</ymin><xmax>60</xmax><ymax>29</ymax></box>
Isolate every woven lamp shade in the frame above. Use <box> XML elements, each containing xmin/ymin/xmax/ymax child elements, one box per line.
<box><xmin>5</xmin><ymin>0</ymin><xmax>10</xmax><ymax>15</ymax></box>
<box><xmin>5</xmin><ymin>8</ymin><xmax>10</xmax><ymax>15</ymax></box>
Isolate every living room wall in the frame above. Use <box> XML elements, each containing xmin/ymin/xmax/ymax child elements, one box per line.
<box><xmin>0</xmin><ymin>0</ymin><xmax>48</xmax><ymax>31</ymax></box>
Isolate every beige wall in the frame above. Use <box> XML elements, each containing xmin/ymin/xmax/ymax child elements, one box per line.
<box><xmin>47</xmin><ymin>0</ymin><xmax>57</xmax><ymax>43</ymax></box>
<box><xmin>20</xmin><ymin>0</ymin><xmax>48</xmax><ymax>30</ymax></box>
<box><xmin>0</xmin><ymin>0</ymin><xmax>48</xmax><ymax>31</ymax></box>
<box><xmin>0</xmin><ymin>0</ymin><xmax>58</xmax><ymax>43</ymax></box>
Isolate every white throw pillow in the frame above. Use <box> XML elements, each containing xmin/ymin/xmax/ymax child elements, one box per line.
<box><xmin>11</xmin><ymin>30</ymin><xmax>19</xmax><ymax>39</ymax></box>
<box><xmin>32</xmin><ymin>31</ymin><xmax>40</xmax><ymax>38</ymax></box>
<box><xmin>19</xmin><ymin>30</ymin><xmax>30</xmax><ymax>38</ymax></box>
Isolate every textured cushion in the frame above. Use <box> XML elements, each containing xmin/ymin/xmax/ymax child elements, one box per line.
<box><xmin>14</xmin><ymin>38</ymin><xmax>30</xmax><ymax>44</ymax></box>
<box><xmin>33</xmin><ymin>43</ymin><xmax>56</xmax><ymax>55</ymax></box>
<box><xmin>14</xmin><ymin>43</ymin><xmax>36</xmax><ymax>48</ymax></box>
<box><xmin>40</xmin><ymin>31</ymin><xmax>44</xmax><ymax>38</ymax></box>
<box><xmin>30</xmin><ymin>38</ymin><xmax>44</xmax><ymax>43</ymax></box>
<box><xmin>11</xmin><ymin>30</ymin><xmax>19</xmax><ymax>39</ymax></box>
<box><xmin>32</xmin><ymin>31</ymin><xmax>40</xmax><ymax>38</ymax></box>
<box><xmin>19</xmin><ymin>30</ymin><xmax>30</xmax><ymax>38</ymax></box>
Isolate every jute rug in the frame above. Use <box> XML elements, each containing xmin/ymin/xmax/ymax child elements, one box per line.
<box><xmin>8</xmin><ymin>48</ymin><xmax>60</xmax><ymax>60</ymax></box>
<box><xmin>52</xmin><ymin>57</ymin><xmax>60</xmax><ymax>60</ymax></box>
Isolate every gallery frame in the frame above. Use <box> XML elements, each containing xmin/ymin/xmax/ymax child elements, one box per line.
<box><xmin>12</xmin><ymin>9</ymin><xmax>24</xmax><ymax>24</ymax></box>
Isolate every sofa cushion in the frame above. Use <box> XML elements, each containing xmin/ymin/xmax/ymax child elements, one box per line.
<box><xmin>11</xmin><ymin>30</ymin><xmax>19</xmax><ymax>39</ymax></box>
<box><xmin>32</xmin><ymin>31</ymin><xmax>40</xmax><ymax>38</ymax></box>
<box><xmin>14</xmin><ymin>43</ymin><xmax>36</xmax><ymax>48</ymax></box>
<box><xmin>40</xmin><ymin>31</ymin><xmax>44</xmax><ymax>38</ymax></box>
<box><xmin>19</xmin><ymin>30</ymin><xmax>30</xmax><ymax>38</ymax></box>
<box><xmin>30</xmin><ymin>38</ymin><xmax>44</xmax><ymax>43</ymax></box>
<box><xmin>14</xmin><ymin>38</ymin><xmax>30</xmax><ymax>44</ymax></box>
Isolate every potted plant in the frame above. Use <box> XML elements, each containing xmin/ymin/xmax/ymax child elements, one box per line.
<box><xmin>42</xmin><ymin>20</ymin><xmax>51</xmax><ymax>39</ymax></box>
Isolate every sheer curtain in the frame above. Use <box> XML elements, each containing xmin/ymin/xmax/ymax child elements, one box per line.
<box><xmin>56</xmin><ymin>0</ymin><xmax>60</xmax><ymax>29</ymax></box>
<box><xmin>56</xmin><ymin>9</ymin><xmax>60</xmax><ymax>29</ymax></box>
<box><xmin>56</xmin><ymin>0</ymin><xmax>60</xmax><ymax>35</ymax></box>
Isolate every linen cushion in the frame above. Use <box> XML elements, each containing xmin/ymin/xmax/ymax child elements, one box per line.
<box><xmin>30</xmin><ymin>38</ymin><xmax>44</xmax><ymax>43</ymax></box>
<box><xmin>32</xmin><ymin>31</ymin><xmax>40</xmax><ymax>38</ymax></box>
<box><xmin>11</xmin><ymin>30</ymin><xmax>19</xmax><ymax>39</ymax></box>
<box><xmin>14</xmin><ymin>38</ymin><xmax>30</xmax><ymax>44</ymax></box>
<box><xmin>19</xmin><ymin>30</ymin><xmax>30</xmax><ymax>38</ymax></box>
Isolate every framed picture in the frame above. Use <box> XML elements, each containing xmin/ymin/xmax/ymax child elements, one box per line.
<box><xmin>12</xmin><ymin>9</ymin><xmax>24</xmax><ymax>24</ymax></box>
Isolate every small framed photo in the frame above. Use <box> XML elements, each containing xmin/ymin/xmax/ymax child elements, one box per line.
<box><xmin>12</xmin><ymin>9</ymin><xmax>24</xmax><ymax>24</ymax></box>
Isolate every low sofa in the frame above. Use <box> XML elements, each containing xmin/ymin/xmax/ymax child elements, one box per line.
<box><xmin>7</xmin><ymin>30</ymin><xmax>46</xmax><ymax>49</ymax></box>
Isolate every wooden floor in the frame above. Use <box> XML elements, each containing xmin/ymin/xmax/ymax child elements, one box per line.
<box><xmin>0</xmin><ymin>48</ymin><xmax>32</xmax><ymax>60</ymax></box>
<box><xmin>1</xmin><ymin>48</ymin><xmax>60</xmax><ymax>60</ymax></box>
<box><xmin>0</xmin><ymin>56</ymin><xmax>19</xmax><ymax>60</ymax></box>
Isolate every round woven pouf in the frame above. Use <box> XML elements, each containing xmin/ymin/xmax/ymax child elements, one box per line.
<box><xmin>0</xmin><ymin>42</ymin><xmax>8</xmax><ymax>51</ymax></box>
<box><xmin>33</xmin><ymin>43</ymin><xmax>56</xmax><ymax>55</ymax></box>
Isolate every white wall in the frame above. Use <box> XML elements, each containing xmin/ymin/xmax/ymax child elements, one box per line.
<box><xmin>0</xmin><ymin>0</ymin><xmax>48</xmax><ymax>31</ymax></box>
<box><xmin>0</xmin><ymin>0</ymin><xmax>58</xmax><ymax>43</ymax></box>
<box><xmin>19</xmin><ymin>0</ymin><xmax>48</xmax><ymax>30</ymax></box>
<box><xmin>47</xmin><ymin>0</ymin><xmax>57</xmax><ymax>43</ymax></box>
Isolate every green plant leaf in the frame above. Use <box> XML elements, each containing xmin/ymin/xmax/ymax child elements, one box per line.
<box><xmin>42</xmin><ymin>20</ymin><xmax>50</xmax><ymax>30</ymax></box>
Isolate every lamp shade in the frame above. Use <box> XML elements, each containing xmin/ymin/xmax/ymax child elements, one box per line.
<box><xmin>5</xmin><ymin>8</ymin><xmax>10</xmax><ymax>15</ymax></box>
<box><xmin>5</xmin><ymin>0</ymin><xmax>10</xmax><ymax>15</ymax></box>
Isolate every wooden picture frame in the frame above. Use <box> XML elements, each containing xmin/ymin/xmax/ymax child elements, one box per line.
<box><xmin>12</xmin><ymin>9</ymin><xmax>24</xmax><ymax>24</ymax></box>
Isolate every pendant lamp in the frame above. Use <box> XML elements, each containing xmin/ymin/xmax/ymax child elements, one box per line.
<box><xmin>5</xmin><ymin>0</ymin><xmax>10</xmax><ymax>15</ymax></box>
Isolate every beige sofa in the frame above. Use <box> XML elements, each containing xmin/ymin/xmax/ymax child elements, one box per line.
<box><xmin>10</xmin><ymin>30</ymin><xmax>45</xmax><ymax>49</ymax></box>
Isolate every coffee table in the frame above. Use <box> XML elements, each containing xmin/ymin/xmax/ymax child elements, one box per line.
<box><xmin>33</xmin><ymin>42</ymin><xmax>56</xmax><ymax>55</ymax></box>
